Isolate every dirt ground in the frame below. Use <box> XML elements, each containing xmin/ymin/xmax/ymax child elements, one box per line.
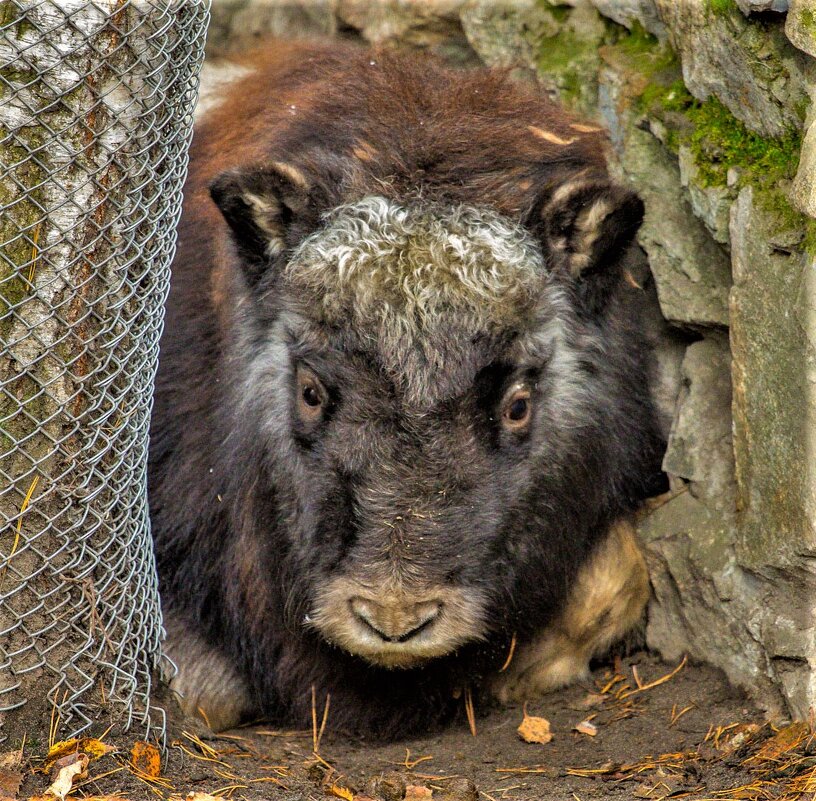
<box><xmin>10</xmin><ymin>650</ymin><xmax>813</xmax><ymax>801</ymax></box>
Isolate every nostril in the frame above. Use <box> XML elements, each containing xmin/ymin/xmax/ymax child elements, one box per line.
<box><xmin>349</xmin><ymin>597</ymin><xmax>442</xmax><ymax>643</ymax></box>
<box><xmin>349</xmin><ymin>598</ymin><xmax>381</xmax><ymax>636</ymax></box>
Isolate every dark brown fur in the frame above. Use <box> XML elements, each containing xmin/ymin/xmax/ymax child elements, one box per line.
<box><xmin>150</xmin><ymin>42</ymin><xmax>665</xmax><ymax>737</ymax></box>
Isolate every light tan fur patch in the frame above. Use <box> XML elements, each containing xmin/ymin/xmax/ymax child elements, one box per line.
<box><xmin>547</xmin><ymin>178</ymin><xmax>592</xmax><ymax>209</ymax></box>
<box><xmin>492</xmin><ymin>518</ymin><xmax>650</xmax><ymax>704</ymax></box>
<box><xmin>270</xmin><ymin>159</ymin><xmax>309</xmax><ymax>189</ymax></box>
<box><xmin>244</xmin><ymin>192</ymin><xmax>285</xmax><ymax>256</ymax></box>
<box><xmin>570</xmin><ymin>197</ymin><xmax>614</xmax><ymax>276</ymax></box>
<box><xmin>528</xmin><ymin>125</ymin><xmax>577</xmax><ymax>146</ymax></box>
<box><xmin>352</xmin><ymin>141</ymin><xmax>379</xmax><ymax>162</ymax></box>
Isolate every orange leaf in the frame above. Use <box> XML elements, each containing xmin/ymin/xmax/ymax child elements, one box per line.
<box><xmin>517</xmin><ymin>711</ymin><xmax>552</xmax><ymax>744</ymax></box>
<box><xmin>405</xmin><ymin>786</ymin><xmax>433</xmax><ymax>800</ymax></box>
<box><xmin>328</xmin><ymin>784</ymin><xmax>354</xmax><ymax>801</ymax></box>
<box><xmin>42</xmin><ymin>738</ymin><xmax>115</xmax><ymax>771</ymax></box>
<box><xmin>752</xmin><ymin>722</ymin><xmax>809</xmax><ymax>762</ymax></box>
<box><xmin>130</xmin><ymin>741</ymin><xmax>161</xmax><ymax>779</ymax></box>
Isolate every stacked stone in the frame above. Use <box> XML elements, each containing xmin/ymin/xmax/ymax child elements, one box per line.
<box><xmin>204</xmin><ymin>0</ymin><xmax>816</xmax><ymax>720</ymax></box>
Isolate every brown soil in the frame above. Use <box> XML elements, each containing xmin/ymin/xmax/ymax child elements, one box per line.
<box><xmin>11</xmin><ymin>651</ymin><xmax>795</xmax><ymax>801</ymax></box>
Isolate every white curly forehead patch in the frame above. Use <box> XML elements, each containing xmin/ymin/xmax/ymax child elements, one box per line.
<box><xmin>283</xmin><ymin>196</ymin><xmax>547</xmax><ymax>403</ymax></box>
<box><xmin>285</xmin><ymin>196</ymin><xmax>544</xmax><ymax>335</ymax></box>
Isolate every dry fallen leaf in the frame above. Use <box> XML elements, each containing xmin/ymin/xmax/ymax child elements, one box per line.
<box><xmin>527</xmin><ymin>125</ymin><xmax>577</xmax><ymax>146</ymax></box>
<box><xmin>749</xmin><ymin>721</ymin><xmax>808</xmax><ymax>763</ymax></box>
<box><xmin>41</xmin><ymin>741</ymin><xmax>78</xmax><ymax>771</ymax></box>
<box><xmin>42</xmin><ymin>739</ymin><xmax>114</xmax><ymax>771</ymax></box>
<box><xmin>404</xmin><ymin>785</ymin><xmax>433</xmax><ymax>800</ymax></box>
<box><xmin>179</xmin><ymin>794</ymin><xmax>230</xmax><ymax>801</ymax></box>
<box><xmin>517</xmin><ymin>710</ymin><xmax>553</xmax><ymax>744</ymax></box>
<box><xmin>46</xmin><ymin>752</ymin><xmax>88</xmax><ymax>800</ymax></box>
<box><xmin>130</xmin><ymin>741</ymin><xmax>161</xmax><ymax>778</ymax></box>
<box><xmin>0</xmin><ymin>748</ymin><xmax>23</xmax><ymax>800</ymax></box>
<box><xmin>714</xmin><ymin>723</ymin><xmax>761</xmax><ymax>754</ymax></box>
<box><xmin>30</xmin><ymin>797</ymin><xmax>125</xmax><ymax>801</ymax></box>
<box><xmin>0</xmin><ymin>752</ymin><xmax>22</xmax><ymax>771</ymax></box>
<box><xmin>327</xmin><ymin>784</ymin><xmax>353</xmax><ymax>801</ymax></box>
<box><xmin>574</xmin><ymin>719</ymin><xmax>598</xmax><ymax>737</ymax></box>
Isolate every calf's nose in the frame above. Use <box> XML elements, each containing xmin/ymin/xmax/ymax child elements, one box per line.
<box><xmin>350</xmin><ymin>596</ymin><xmax>442</xmax><ymax>643</ymax></box>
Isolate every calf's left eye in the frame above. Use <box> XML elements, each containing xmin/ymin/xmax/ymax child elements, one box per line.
<box><xmin>296</xmin><ymin>365</ymin><xmax>327</xmax><ymax>424</ymax></box>
<box><xmin>501</xmin><ymin>386</ymin><xmax>532</xmax><ymax>432</ymax></box>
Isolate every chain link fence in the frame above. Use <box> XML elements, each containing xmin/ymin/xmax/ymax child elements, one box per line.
<box><xmin>0</xmin><ymin>1</ymin><xmax>210</xmax><ymax>743</ymax></box>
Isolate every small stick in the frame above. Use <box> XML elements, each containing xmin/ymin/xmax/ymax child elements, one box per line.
<box><xmin>316</xmin><ymin>692</ymin><xmax>331</xmax><ymax>755</ymax></box>
<box><xmin>400</xmin><ymin>749</ymin><xmax>433</xmax><ymax>769</ymax></box>
<box><xmin>1</xmin><ymin>475</ymin><xmax>39</xmax><ymax>590</ymax></box>
<box><xmin>499</xmin><ymin>633</ymin><xmax>517</xmax><ymax>673</ymax></box>
<box><xmin>496</xmin><ymin>767</ymin><xmax>555</xmax><ymax>774</ymax></box>
<box><xmin>618</xmin><ymin>655</ymin><xmax>687</xmax><ymax>699</ymax></box>
<box><xmin>464</xmin><ymin>688</ymin><xmax>477</xmax><ymax>737</ymax></box>
<box><xmin>311</xmin><ymin>684</ymin><xmax>318</xmax><ymax>754</ymax></box>
<box><xmin>669</xmin><ymin>703</ymin><xmax>695</xmax><ymax>727</ymax></box>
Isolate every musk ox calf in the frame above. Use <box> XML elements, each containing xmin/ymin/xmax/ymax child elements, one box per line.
<box><xmin>149</xmin><ymin>41</ymin><xmax>667</xmax><ymax>736</ymax></box>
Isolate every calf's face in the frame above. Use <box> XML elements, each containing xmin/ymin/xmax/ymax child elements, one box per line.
<box><xmin>209</xmin><ymin>164</ymin><xmax>644</xmax><ymax>669</ymax></box>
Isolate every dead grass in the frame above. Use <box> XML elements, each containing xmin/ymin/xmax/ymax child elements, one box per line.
<box><xmin>5</xmin><ymin>655</ymin><xmax>816</xmax><ymax>801</ymax></box>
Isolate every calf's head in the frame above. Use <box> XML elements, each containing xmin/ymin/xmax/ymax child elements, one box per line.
<box><xmin>209</xmin><ymin>160</ymin><xmax>644</xmax><ymax>669</ymax></box>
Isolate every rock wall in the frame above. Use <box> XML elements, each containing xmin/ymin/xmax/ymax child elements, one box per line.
<box><xmin>205</xmin><ymin>0</ymin><xmax>816</xmax><ymax>719</ymax></box>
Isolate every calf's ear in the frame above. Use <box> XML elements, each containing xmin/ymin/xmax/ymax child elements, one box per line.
<box><xmin>533</xmin><ymin>178</ymin><xmax>644</xmax><ymax>315</ymax></box>
<box><xmin>209</xmin><ymin>161</ymin><xmax>322</xmax><ymax>286</ymax></box>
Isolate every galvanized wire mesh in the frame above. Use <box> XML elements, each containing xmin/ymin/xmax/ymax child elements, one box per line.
<box><xmin>0</xmin><ymin>1</ymin><xmax>210</xmax><ymax>743</ymax></box>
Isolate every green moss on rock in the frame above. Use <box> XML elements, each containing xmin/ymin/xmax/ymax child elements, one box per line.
<box><xmin>687</xmin><ymin>98</ymin><xmax>800</xmax><ymax>188</ymax></box>
<box><xmin>536</xmin><ymin>28</ymin><xmax>601</xmax><ymax>110</ymax></box>
<box><xmin>536</xmin><ymin>0</ymin><xmax>570</xmax><ymax>24</ymax></box>
<box><xmin>803</xmin><ymin>218</ymin><xmax>816</xmax><ymax>258</ymax></box>
<box><xmin>633</xmin><ymin>60</ymin><xmax>799</xmax><ymax>191</ymax></box>
<box><xmin>707</xmin><ymin>0</ymin><xmax>736</xmax><ymax>17</ymax></box>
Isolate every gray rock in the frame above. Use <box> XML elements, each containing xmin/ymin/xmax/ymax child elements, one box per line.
<box><xmin>207</xmin><ymin>0</ymin><xmax>337</xmax><ymax>55</ymax></box>
<box><xmin>791</xmin><ymin>118</ymin><xmax>816</xmax><ymax>217</ymax></box>
<box><xmin>662</xmin><ymin>335</ymin><xmax>736</xmax><ymax>510</ymax></box>
<box><xmin>645</xmin><ymin>296</ymin><xmax>689</xmax><ymax>441</ymax></box>
<box><xmin>337</xmin><ymin>0</ymin><xmax>477</xmax><ymax>63</ymax></box>
<box><xmin>461</xmin><ymin>0</ymin><xmax>609</xmax><ymax>113</ymax></box>
<box><xmin>621</xmin><ymin>128</ymin><xmax>732</xmax><ymax>328</ymax></box>
<box><xmin>640</xmin><ymin>490</ymin><xmax>816</xmax><ymax>719</ymax></box>
<box><xmin>678</xmin><ymin>145</ymin><xmax>735</xmax><ymax>245</ymax></box>
<box><xmin>654</xmin><ymin>0</ymin><xmax>809</xmax><ymax>137</ymax></box>
<box><xmin>589</xmin><ymin>0</ymin><xmax>666</xmax><ymax>39</ymax></box>
<box><xmin>736</xmin><ymin>0</ymin><xmax>789</xmax><ymax>14</ymax></box>
<box><xmin>459</xmin><ymin>0</ymin><xmax>559</xmax><ymax>73</ymax></box>
<box><xmin>785</xmin><ymin>0</ymin><xmax>816</xmax><ymax>57</ymax></box>
<box><xmin>729</xmin><ymin>185</ymin><xmax>816</xmax><ymax>566</ymax></box>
